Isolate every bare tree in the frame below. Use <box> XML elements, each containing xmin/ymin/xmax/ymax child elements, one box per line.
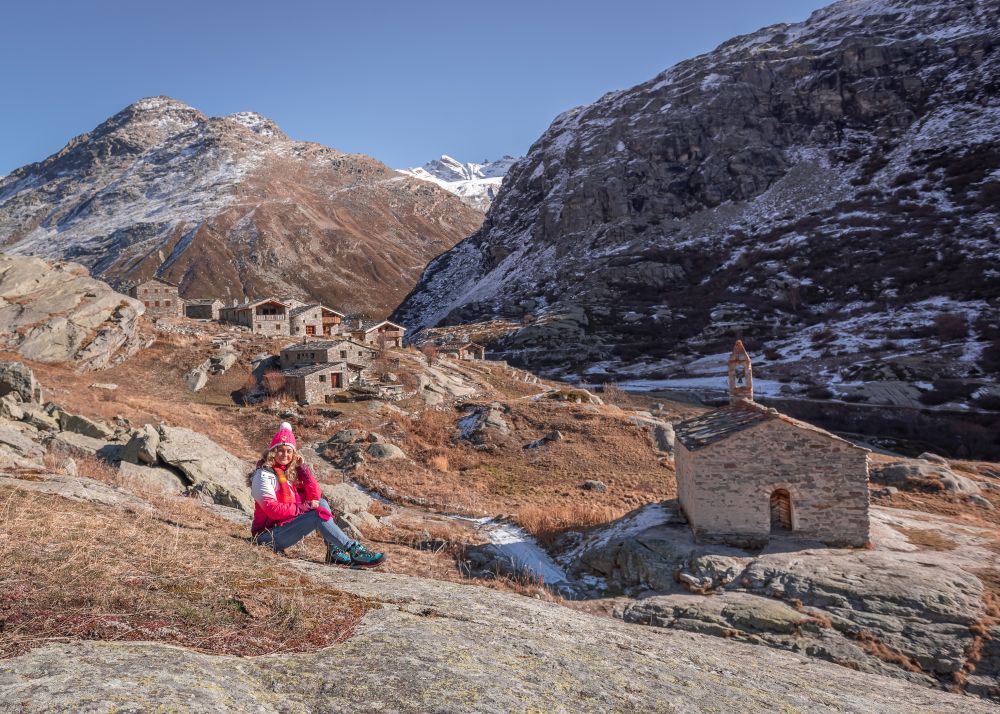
<box><xmin>421</xmin><ymin>343</ymin><xmax>439</xmax><ymax>365</ymax></box>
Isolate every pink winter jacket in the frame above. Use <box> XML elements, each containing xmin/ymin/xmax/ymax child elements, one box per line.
<box><xmin>250</xmin><ymin>462</ymin><xmax>323</xmax><ymax>535</ymax></box>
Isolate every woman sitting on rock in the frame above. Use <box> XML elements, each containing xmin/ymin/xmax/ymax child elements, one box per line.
<box><xmin>249</xmin><ymin>422</ymin><xmax>384</xmax><ymax>567</ymax></box>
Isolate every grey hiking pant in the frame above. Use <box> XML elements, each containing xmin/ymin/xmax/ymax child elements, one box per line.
<box><xmin>255</xmin><ymin>498</ymin><xmax>355</xmax><ymax>552</ymax></box>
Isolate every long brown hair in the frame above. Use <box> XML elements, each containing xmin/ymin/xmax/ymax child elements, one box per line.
<box><xmin>247</xmin><ymin>448</ymin><xmax>304</xmax><ymax>486</ymax></box>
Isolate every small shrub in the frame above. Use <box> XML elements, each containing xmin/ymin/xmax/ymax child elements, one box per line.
<box><xmin>806</xmin><ymin>386</ymin><xmax>834</xmax><ymax>400</ymax></box>
<box><xmin>262</xmin><ymin>370</ymin><xmax>285</xmax><ymax>396</ymax></box>
<box><xmin>427</xmin><ymin>454</ymin><xmax>450</xmax><ymax>472</ymax></box>
<box><xmin>918</xmin><ymin>380</ymin><xmax>977</xmax><ymax>406</ymax></box>
<box><xmin>421</xmin><ymin>344</ymin><xmax>439</xmax><ymax>366</ymax></box>
<box><xmin>933</xmin><ymin>313</ymin><xmax>969</xmax><ymax>341</ymax></box>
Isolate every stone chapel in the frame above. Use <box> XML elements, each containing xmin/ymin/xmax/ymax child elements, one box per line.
<box><xmin>673</xmin><ymin>340</ymin><xmax>871</xmax><ymax>547</ymax></box>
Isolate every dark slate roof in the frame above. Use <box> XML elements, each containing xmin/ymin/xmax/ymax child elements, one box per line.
<box><xmin>282</xmin><ymin>340</ymin><xmax>341</xmax><ymax>351</ymax></box>
<box><xmin>675</xmin><ymin>400</ymin><xmax>867</xmax><ymax>452</ymax></box>
<box><xmin>281</xmin><ymin>363</ymin><xmax>347</xmax><ymax>378</ymax></box>
<box><xmin>281</xmin><ymin>338</ymin><xmax>375</xmax><ymax>352</ymax></box>
<box><xmin>290</xmin><ymin>304</ymin><xmax>321</xmax><ymax>318</ymax></box>
<box><xmin>356</xmin><ymin>319</ymin><xmax>405</xmax><ymax>332</ymax></box>
<box><xmin>674</xmin><ymin>402</ymin><xmax>776</xmax><ymax>451</ymax></box>
<box><xmin>439</xmin><ymin>342</ymin><xmax>483</xmax><ymax>350</ymax></box>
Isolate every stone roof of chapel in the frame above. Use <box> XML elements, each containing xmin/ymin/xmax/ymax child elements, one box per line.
<box><xmin>674</xmin><ymin>399</ymin><xmax>866</xmax><ymax>452</ymax></box>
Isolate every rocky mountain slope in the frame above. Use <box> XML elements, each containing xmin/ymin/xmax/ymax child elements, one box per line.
<box><xmin>0</xmin><ymin>254</ymin><xmax>144</xmax><ymax>369</ymax></box>
<box><xmin>0</xmin><ymin>97</ymin><xmax>484</xmax><ymax>316</ymax></box>
<box><xmin>398</xmin><ymin>154</ymin><xmax>518</xmax><ymax>211</ymax></box>
<box><xmin>394</xmin><ymin>0</ymin><xmax>1000</xmax><ymax>392</ymax></box>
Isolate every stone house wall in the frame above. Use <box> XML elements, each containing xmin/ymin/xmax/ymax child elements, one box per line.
<box><xmin>291</xmin><ymin>306</ymin><xmax>323</xmax><ymax>337</ymax></box>
<box><xmin>676</xmin><ymin>418</ymin><xmax>870</xmax><ymax>547</ymax></box>
<box><xmin>285</xmin><ymin>367</ymin><xmax>345</xmax><ymax>404</ymax></box>
<box><xmin>184</xmin><ymin>302</ymin><xmax>221</xmax><ymax>320</ymax></box>
<box><xmin>130</xmin><ymin>281</ymin><xmax>182</xmax><ymax>319</ymax></box>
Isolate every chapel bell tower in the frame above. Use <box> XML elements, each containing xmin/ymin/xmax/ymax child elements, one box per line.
<box><xmin>728</xmin><ymin>339</ymin><xmax>753</xmax><ymax>403</ymax></box>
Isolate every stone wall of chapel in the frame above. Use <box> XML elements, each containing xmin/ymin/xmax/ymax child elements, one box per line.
<box><xmin>676</xmin><ymin>418</ymin><xmax>869</xmax><ymax>546</ymax></box>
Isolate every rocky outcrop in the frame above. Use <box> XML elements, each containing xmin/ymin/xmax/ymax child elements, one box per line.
<box><xmin>873</xmin><ymin>457</ymin><xmax>983</xmax><ymax>496</ymax></box>
<box><xmin>568</xmin><ymin>501</ymin><xmax>1000</xmax><ymax>696</ymax></box>
<box><xmin>0</xmin><ymin>564</ymin><xmax>987</xmax><ymax>713</ymax></box>
<box><xmin>316</xmin><ymin>429</ymin><xmax>408</xmax><ymax>473</ymax></box>
<box><xmin>0</xmin><ymin>97</ymin><xmax>484</xmax><ymax>317</ymax></box>
<box><xmin>457</xmin><ymin>402</ymin><xmax>511</xmax><ymax>445</ymax></box>
<box><xmin>0</xmin><ymin>256</ymin><xmax>144</xmax><ymax>369</ymax></box>
<box><xmin>155</xmin><ymin>425</ymin><xmax>252</xmax><ymax>511</ymax></box>
<box><xmin>394</xmin><ymin>0</ymin><xmax>1000</xmax><ymax>387</ymax></box>
<box><xmin>321</xmin><ymin>482</ymin><xmax>382</xmax><ymax>538</ymax></box>
<box><xmin>0</xmin><ymin>361</ymin><xmax>42</xmax><ymax>403</ymax></box>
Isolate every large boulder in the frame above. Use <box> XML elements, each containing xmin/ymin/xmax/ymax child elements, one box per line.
<box><xmin>457</xmin><ymin>403</ymin><xmax>511</xmax><ymax>445</ymax></box>
<box><xmin>0</xmin><ymin>424</ymin><xmax>46</xmax><ymax>459</ymax></box>
<box><xmin>155</xmin><ymin>426</ymin><xmax>252</xmax><ymax>511</ymax></box>
<box><xmin>56</xmin><ymin>411</ymin><xmax>115</xmax><ymax>440</ymax></box>
<box><xmin>0</xmin><ymin>256</ymin><xmax>145</xmax><ymax>369</ymax></box>
<box><xmin>874</xmin><ymin>459</ymin><xmax>981</xmax><ymax>495</ymax></box>
<box><xmin>321</xmin><ymin>482</ymin><xmax>382</xmax><ymax>538</ymax></box>
<box><xmin>183</xmin><ymin>366</ymin><xmax>209</xmax><ymax>392</ymax></box>
<box><xmin>0</xmin><ymin>394</ymin><xmax>24</xmax><ymax>421</ymax></box>
<box><xmin>120</xmin><ymin>424</ymin><xmax>160</xmax><ymax>465</ymax></box>
<box><xmin>0</xmin><ymin>361</ymin><xmax>42</xmax><ymax>403</ymax></box>
<box><xmin>365</xmin><ymin>443</ymin><xmax>406</xmax><ymax>460</ymax></box>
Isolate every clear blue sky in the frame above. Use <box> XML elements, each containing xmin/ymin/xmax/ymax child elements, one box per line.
<box><xmin>0</xmin><ymin>0</ymin><xmax>829</xmax><ymax>175</ymax></box>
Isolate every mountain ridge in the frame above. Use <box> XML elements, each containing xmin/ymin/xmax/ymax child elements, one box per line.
<box><xmin>393</xmin><ymin>0</ymin><xmax>1000</xmax><ymax>399</ymax></box>
<box><xmin>0</xmin><ymin>96</ymin><xmax>484</xmax><ymax>317</ymax></box>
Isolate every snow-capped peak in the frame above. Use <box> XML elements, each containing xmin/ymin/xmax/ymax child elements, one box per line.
<box><xmin>397</xmin><ymin>154</ymin><xmax>519</xmax><ymax>211</ymax></box>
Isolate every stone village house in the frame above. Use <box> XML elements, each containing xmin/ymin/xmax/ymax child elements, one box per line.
<box><xmin>184</xmin><ymin>299</ymin><xmax>223</xmax><ymax>320</ymax></box>
<box><xmin>673</xmin><ymin>341</ymin><xmax>871</xmax><ymax>548</ymax></box>
<box><xmin>128</xmin><ymin>278</ymin><xmax>183</xmax><ymax>319</ymax></box>
<box><xmin>438</xmin><ymin>342</ymin><xmax>486</xmax><ymax>361</ymax></box>
<box><xmin>351</xmin><ymin>320</ymin><xmax>406</xmax><ymax>348</ymax></box>
<box><xmin>282</xmin><ymin>363</ymin><xmax>353</xmax><ymax>404</ymax></box>
<box><xmin>289</xmin><ymin>304</ymin><xmax>346</xmax><ymax>338</ymax></box>
<box><xmin>278</xmin><ymin>339</ymin><xmax>376</xmax><ymax>404</ymax></box>
<box><xmin>280</xmin><ymin>339</ymin><xmax>376</xmax><ymax>369</ymax></box>
<box><xmin>218</xmin><ymin>298</ymin><xmax>291</xmax><ymax>336</ymax></box>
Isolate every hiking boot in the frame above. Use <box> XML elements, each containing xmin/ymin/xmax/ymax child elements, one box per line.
<box><xmin>348</xmin><ymin>542</ymin><xmax>385</xmax><ymax>568</ymax></box>
<box><xmin>325</xmin><ymin>545</ymin><xmax>352</xmax><ymax>566</ymax></box>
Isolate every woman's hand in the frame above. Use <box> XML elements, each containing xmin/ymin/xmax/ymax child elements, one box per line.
<box><xmin>309</xmin><ymin>499</ymin><xmax>320</xmax><ymax>508</ymax></box>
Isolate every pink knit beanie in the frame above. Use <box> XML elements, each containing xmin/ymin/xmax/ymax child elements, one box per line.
<box><xmin>268</xmin><ymin>421</ymin><xmax>297</xmax><ymax>452</ymax></box>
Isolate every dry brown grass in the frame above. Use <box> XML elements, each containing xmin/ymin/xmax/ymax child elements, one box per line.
<box><xmin>427</xmin><ymin>454</ymin><xmax>450</xmax><ymax>473</ymax></box>
<box><xmin>848</xmin><ymin>630</ymin><xmax>926</xmax><ymax>674</ymax></box>
<box><xmin>515</xmin><ymin>503</ymin><xmax>622</xmax><ymax>549</ymax></box>
<box><xmin>362</xmin><ymin>399</ymin><xmax>676</xmax><ymax>519</ymax></box>
<box><xmin>896</xmin><ymin>527</ymin><xmax>959</xmax><ymax>551</ymax></box>
<box><xmin>0</xmin><ymin>490</ymin><xmax>369</xmax><ymax>658</ymax></box>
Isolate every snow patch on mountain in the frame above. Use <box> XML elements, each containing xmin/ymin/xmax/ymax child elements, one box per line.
<box><xmin>397</xmin><ymin>155</ymin><xmax>519</xmax><ymax>211</ymax></box>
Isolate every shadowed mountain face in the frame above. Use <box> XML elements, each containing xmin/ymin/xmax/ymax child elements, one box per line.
<box><xmin>0</xmin><ymin>97</ymin><xmax>483</xmax><ymax>317</ymax></box>
<box><xmin>394</xmin><ymin>0</ymin><xmax>1000</xmax><ymax>386</ymax></box>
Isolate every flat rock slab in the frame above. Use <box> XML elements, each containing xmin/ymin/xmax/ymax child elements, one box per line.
<box><xmin>117</xmin><ymin>461</ymin><xmax>186</xmax><ymax>495</ymax></box>
<box><xmin>0</xmin><ymin>426</ymin><xmax>45</xmax><ymax>458</ymax></box>
<box><xmin>0</xmin><ymin>566</ymin><xmax>986</xmax><ymax>713</ymax></box>
<box><xmin>0</xmin><ymin>474</ymin><xmax>152</xmax><ymax>512</ymax></box>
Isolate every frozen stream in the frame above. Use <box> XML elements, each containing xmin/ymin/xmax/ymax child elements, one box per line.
<box><xmin>348</xmin><ymin>480</ymin><xmax>575</xmax><ymax>591</ymax></box>
<box><xmin>454</xmin><ymin>516</ymin><xmax>571</xmax><ymax>588</ymax></box>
